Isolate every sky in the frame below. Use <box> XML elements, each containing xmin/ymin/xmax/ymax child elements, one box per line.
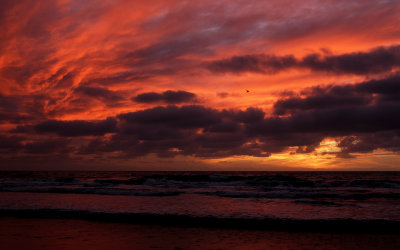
<box><xmin>1</xmin><ymin>0</ymin><xmax>400</xmax><ymax>170</ymax></box>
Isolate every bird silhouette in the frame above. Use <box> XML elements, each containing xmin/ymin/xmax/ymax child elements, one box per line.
<box><xmin>246</xmin><ymin>90</ymin><xmax>250</xmax><ymax>93</ymax></box>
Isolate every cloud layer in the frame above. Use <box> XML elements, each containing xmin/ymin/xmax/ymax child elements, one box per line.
<box><xmin>207</xmin><ymin>45</ymin><xmax>400</xmax><ymax>75</ymax></box>
<box><xmin>1</xmin><ymin>0</ymin><xmax>400</xmax><ymax>169</ymax></box>
<box><xmin>132</xmin><ymin>90</ymin><xmax>196</xmax><ymax>104</ymax></box>
<box><xmin>3</xmin><ymin>74</ymin><xmax>398</xmax><ymax>161</ymax></box>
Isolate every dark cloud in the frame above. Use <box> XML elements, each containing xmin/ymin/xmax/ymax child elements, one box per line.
<box><xmin>0</xmin><ymin>135</ymin><xmax>23</xmax><ymax>150</ymax></box>
<box><xmin>74</xmin><ymin>86</ymin><xmax>124</xmax><ymax>102</ymax></box>
<box><xmin>0</xmin><ymin>94</ymin><xmax>19</xmax><ymax>111</ymax></box>
<box><xmin>205</xmin><ymin>121</ymin><xmax>240</xmax><ymax>133</ymax></box>
<box><xmin>132</xmin><ymin>90</ymin><xmax>196</xmax><ymax>104</ymax></box>
<box><xmin>0</xmin><ymin>94</ymin><xmax>39</xmax><ymax>124</ymax></box>
<box><xmin>207</xmin><ymin>45</ymin><xmax>400</xmax><ymax>75</ymax></box>
<box><xmin>106</xmin><ymin>97</ymin><xmax>400</xmax><ymax>158</ymax></box>
<box><xmin>80</xmin><ymin>106</ymin><xmax>270</xmax><ymax>158</ymax></box>
<box><xmin>119</xmin><ymin>123</ymin><xmax>187</xmax><ymax>141</ymax></box>
<box><xmin>0</xmin><ymin>112</ymin><xmax>29</xmax><ymax>124</ymax></box>
<box><xmin>273</xmin><ymin>95</ymin><xmax>370</xmax><ymax>115</ymax></box>
<box><xmin>206</xmin><ymin>54</ymin><xmax>297</xmax><ymax>74</ymax></box>
<box><xmin>273</xmin><ymin>74</ymin><xmax>400</xmax><ymax>115</ymax></box>
<box><xmin>0</xmin><ymin>134</ymin><xmax>76</xmax><ymax>157</ymax></box>
<box><xmin>227</xmin><ymin>107</ymin><xmax>265</xmax><ymax>123</ymax></box>
<box><xmin>301</xmin><ymin>45</ymin><xmax>400</xmax><ymax>75</ymax></box>
<box><xmin>250</xmin><ymin>103</ymin><xmax>400</xmax><ymax>137</ymax></box>
<box><xmin>118</xmin><ymin>105</ymin><xmax>220</xmax><ymax>129</ymax></box>
<box><xmin>34</xmin><ymin>117</ymin><xmax>117</xmax><ymax>137</ymax></box>
<box><xmin>338</xmin><ymin>131</ymin><xmax>400</xmax><ymax>155</ymax></box>
<box><xmin>23</xmin><ymin>138</ymin><xmax>72</xmax><ymax>154</ymax></box>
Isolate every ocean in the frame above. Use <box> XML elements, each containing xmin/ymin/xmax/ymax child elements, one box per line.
<box><xmin>0</xmin><ymin>171</ymin><xmax>399</xmax><ymax>232</ymax></box>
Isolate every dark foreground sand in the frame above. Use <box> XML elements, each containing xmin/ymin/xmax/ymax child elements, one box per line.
<box><xmin>1</xmin><ymin>217</ymin><xmax>399</xmax><ymax>250</ymax></box>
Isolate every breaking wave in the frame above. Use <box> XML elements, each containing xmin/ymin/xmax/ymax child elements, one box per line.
<box><xmin>0</xmin><ymin>208</ymin><xmax>399</xmax><ymax>233</ymax></box>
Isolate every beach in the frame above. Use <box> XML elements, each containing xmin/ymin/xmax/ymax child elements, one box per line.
<box><xmin>1</xmin><ymin>217</ymin><xmax>400</xmax><ymax>250</ymax></box>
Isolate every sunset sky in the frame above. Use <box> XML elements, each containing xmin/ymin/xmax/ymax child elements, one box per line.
<box><xmin>1</xmin><ymin>0</ymin><xmax>400</xmax><ymax>170</ymax></box>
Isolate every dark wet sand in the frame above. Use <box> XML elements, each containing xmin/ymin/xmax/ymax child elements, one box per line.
<box><xmin>1</xmin><ymin>218</ymin><xmax>399</xmax><ymax>250</ymax></box>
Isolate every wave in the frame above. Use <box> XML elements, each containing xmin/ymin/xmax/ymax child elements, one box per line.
<box><xmin>0</xmin><ymin>187</ymin><xmax>183</xmax><ymax>196</ymax></box>
<box><xmin>96</xmin><ymin>174</ymin><xmax>400</xmax><ymax>189</ymax></box>
<box><xmin>2</xmin><ymin>173</ymin><xmax>400</xmax><ymax>187</ymax></box>
<box><xmin>0</xmin><ymin>208</ymin><xmax>399</xmax><ymax>233</ymax></box>
<box><xmin>293</xmin><ymin>200</ymin><xmax>357</xmax><ymax>207</ymax></box>
<box><xmin>1</xmin><ymin>173</ymin><xmax>399</xmax><ymax>200</ymax></box>
<box><xmin>1</xmin><ymin>186</ymin><xmax>398</xmax><ymax>200</ymax></box>
<box><xmin>198</xmin><ymin>190</ymin><xmax>400</xmax><ymax>200</ymax></box>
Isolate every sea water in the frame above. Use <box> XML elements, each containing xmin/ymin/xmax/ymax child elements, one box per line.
<box><xmin>0</xmin><ymin>171</ymin><xmax>399</xmax><ymax>223</ymax></box>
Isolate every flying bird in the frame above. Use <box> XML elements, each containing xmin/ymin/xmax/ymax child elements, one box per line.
<box><xmin>246</xmin><ymin>90</ymin><xmax>250</xmax><ymax>93</ymax></box>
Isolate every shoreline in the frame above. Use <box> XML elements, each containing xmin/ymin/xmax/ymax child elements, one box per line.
<box><xmin>1</xmin><ymin>217</ymin><xmax>399</xmax><ymax>250</ymax></box>
<box><xmin>1</xmin><ymin>209</ymin><xmax>399</xmax><ymax>234</ymax></box>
